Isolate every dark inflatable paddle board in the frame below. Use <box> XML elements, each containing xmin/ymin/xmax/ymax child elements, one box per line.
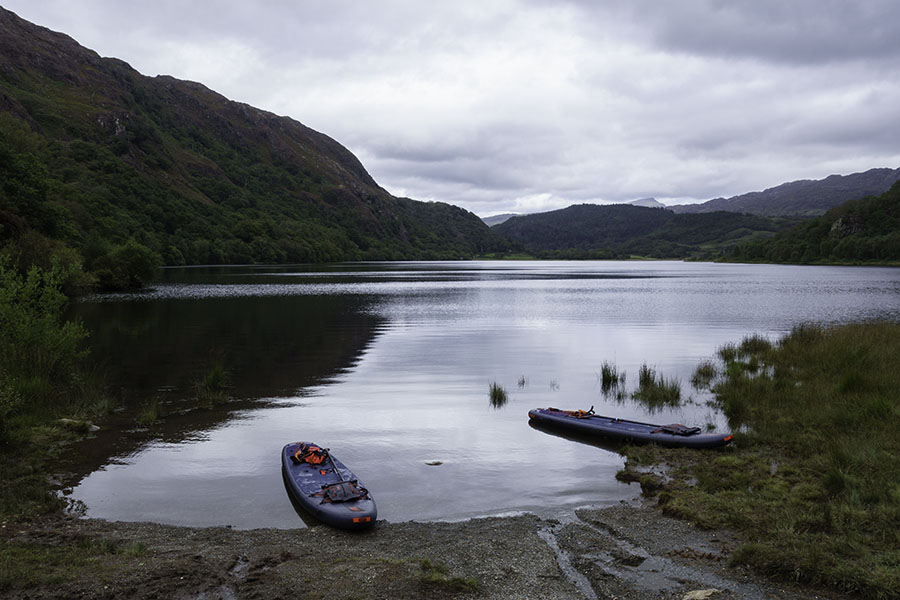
<box><xmin>281</xmin><ymin>442</ymin><xmax>376</xmax><ymax>529</ymax></box>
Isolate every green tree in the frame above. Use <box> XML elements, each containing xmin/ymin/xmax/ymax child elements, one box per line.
<box><xmin>87</xmin><ymin>239</ymin><xmax>161</xmax><ymax>291</ymax></box>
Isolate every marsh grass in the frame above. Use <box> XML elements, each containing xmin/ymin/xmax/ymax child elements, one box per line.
<box><xmin>639</xmin><ymin>322</ymin><xmax>900</xmax><ymax>599</ymax></box>
<box><xmin>632</xmin><ymin>363</ymin><xmax>681</xmax><ymax>410</ymax></box>
<box><xmin>488</xmin><ymin>382</ymin><xmax>508</xmax><ymax>408</ymax></box>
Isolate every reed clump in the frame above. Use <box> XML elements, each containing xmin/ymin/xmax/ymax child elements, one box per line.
<box><xmin>632</xmin><ymin>363</ymin><xmax>680</xmax><ymax>409</ymax></box>
<box><xmin>194</xmin><ymin>363</ymin><xmax>230</xmax><ymax>405</ymax></box>
<box><xmin>488</xmin><ymin>382</ymin><xmax>508</xmax><ymax>408</ymax></box>
<box><xmin>600</xmin><ymin>360</ymin><xmax>626</xmax><ymax>395</ymax></box>
<box><xmin>135</xmin><ymin>398</ymin><xmax>160</xmax><ymax>426</ymax></box>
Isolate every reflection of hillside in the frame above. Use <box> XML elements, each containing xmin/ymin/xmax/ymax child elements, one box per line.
<box><xmin>60</xmin><ymin>293</ymin><xmax>384</xmax><ymax>485</ymax></box>
<box><xmin>76</xmin><ymin>293</ymin><xmax>382</xmax><ymax>400</ymax></box>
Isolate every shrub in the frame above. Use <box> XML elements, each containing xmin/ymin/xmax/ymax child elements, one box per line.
<box><xmin>0</xmin><ymin>259</ymin><xmax>88</xmax><ymax>438</ymax></box>
<box><xmin>86</xmin><ymin>239</ymin><xmax>160</xmax><ymax>291</ymax></box>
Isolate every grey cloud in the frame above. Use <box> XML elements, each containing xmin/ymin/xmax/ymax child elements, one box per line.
<box><xmin>4</xmin><ymin>0</ymin><xmax>900</xmax><ymax>216</ymax></box>
<box><xmin>611</xmin><ymin>0</ymin><xmax>898</xmax><ymax>65</ymax></box>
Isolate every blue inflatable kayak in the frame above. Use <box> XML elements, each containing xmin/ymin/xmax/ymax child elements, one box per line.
<box><xmin>281</xmin><ymin>442</ymin><xmax>376</xmax><ymax>529</ymax></box>
<box><xmin>528</xmin><ymin>407</ymin><xmax>733</xmax><ymax>449</ymax></box>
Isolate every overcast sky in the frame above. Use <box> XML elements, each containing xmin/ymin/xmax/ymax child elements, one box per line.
<box><xmin>5</xmin><ymin>1</ymin><xmax>900</xmax><ymax>216</ymax></box>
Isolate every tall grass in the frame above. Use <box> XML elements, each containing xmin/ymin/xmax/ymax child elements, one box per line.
<box><xmin>662</xmin><ymin>322</ymin><xmax>900</xmax><ymax>599</ymax></box>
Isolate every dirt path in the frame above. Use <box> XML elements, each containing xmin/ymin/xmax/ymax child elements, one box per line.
<box><xmin>3</xmin><ymin>500</ymin><xmax>850</xmax><ymax>599</ymax></box>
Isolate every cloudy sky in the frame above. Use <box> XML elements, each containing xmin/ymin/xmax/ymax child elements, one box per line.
<box><xmin>5</xmin><ymin>1</ymin><xmax>900</xmax><ymax>216</ymax></box>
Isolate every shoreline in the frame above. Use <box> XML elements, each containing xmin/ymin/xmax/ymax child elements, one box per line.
<box><xmin>3</xmin><ymin>499</ymin><xmax>850</xmax><ymax>599</ymax></box>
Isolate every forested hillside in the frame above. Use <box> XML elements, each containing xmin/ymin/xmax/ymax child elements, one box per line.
<box><xmin>494</xmin><ymin>204</ymin><xmax>797</xmax><ymax>259</ymax></box>
<box><xmin>725</xmin><ymin>181</ymin><xmax>900</xmax><ymax>264</ymax></box>
<box><xmin>0</xmin><ymin>8</ymin><xmax>502</xmax><ymax>289</ymax></box>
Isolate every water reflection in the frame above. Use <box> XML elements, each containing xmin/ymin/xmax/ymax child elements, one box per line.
<box><xmin>528</xmin><ymin>419</ymin><xmax>634</xmax><ymax>455</ymax></box>
<box><xmin>64</xmin><ymin>292</ymin><xmax>385</xmax><ymax>482</ymax></box>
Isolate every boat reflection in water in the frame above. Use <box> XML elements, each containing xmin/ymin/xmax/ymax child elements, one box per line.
<box><xmin>528</xmin><ymin>407</ymin><xmax>733</xmax><ymax>449</ymax></box>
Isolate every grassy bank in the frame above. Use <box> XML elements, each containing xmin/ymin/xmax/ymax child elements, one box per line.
<box><xmin>621</xmin><ymin>322</ymin><xmax>900</xmax><ymax>599</ymax></box>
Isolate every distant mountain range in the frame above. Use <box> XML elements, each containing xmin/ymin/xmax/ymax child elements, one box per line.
<box><xmin>482</xmin><ymin>213</ymin><xmax>518</xmax><ymax>227</ymax></box>
<box><xmin>0</xmin><ymin>7</ymin><xmax>503</xmax><ymax>276</ymax></box>
<box><xmin>483</xmin><ymin>170</ymin><xmax>900</xmax><ymax>259</ymax></box>
<box><xmin>725</xmin><ymin>180</ymin><xmax>900</xmax><ymax>264</ymax></box>
<box><xmin>625</xmin><ymin>197</ymin><xmax>666</xmax><ymax>209</ymax></box>
<box><xmin>493</xmin><ymin>204</ymin><xmax>798</xmax><ymax>259</ymax></box>
<box><xmin>670</xmin><ymin>168</ymin><xmax>900</xmax><ymax>216</ymax></box>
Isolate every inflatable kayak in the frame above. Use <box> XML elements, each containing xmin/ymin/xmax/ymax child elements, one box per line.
<box><xmin>281</xmin><ymin>442</ymin><xmax>376</xmax><ymax>529</ymax></box>
<box><xmin>528</xmin><ymin>407</ymin><xmax>733</xmax><ymax>449</ymax></box>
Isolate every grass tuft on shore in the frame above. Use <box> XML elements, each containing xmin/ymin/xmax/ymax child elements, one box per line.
<box><xmin>418</xmin><ymin>558</ymin><xmax>482</xmax><ymax>593</ymax></box>
<box><xmin>630</xmin><ymin>322</ymin><xmax>900</xmax><ymax>599</ymax></box>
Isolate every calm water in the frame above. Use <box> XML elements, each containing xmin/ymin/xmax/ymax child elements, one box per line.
<box><xmin>65</xmin><ymin>261</ymin><xmax>900</xmax><ymax>528</ymax></box>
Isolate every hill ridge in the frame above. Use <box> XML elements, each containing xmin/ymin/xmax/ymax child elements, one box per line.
<box><xmin>671</xmin><ymin>167</ymin><xmax>900</xmax><ymax>216</ymax></box>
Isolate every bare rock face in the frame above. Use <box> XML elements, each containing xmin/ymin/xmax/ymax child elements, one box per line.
<box><xmin>829</xmin><ymin>215</ymin><xmax>864</xmax><ymax>239</ymax></box>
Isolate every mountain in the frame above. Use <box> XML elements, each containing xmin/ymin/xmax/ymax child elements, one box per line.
<box><xmin>482</xmin><ymin>213</ymin><xmax>519</xmax><ymax>227</ymax></box>
<box><xmin>670</xmin><ymin>168</ymin><xmax>900</xmax><ymax>217</ymax></box>
<box><xmin>493</xmin><ymin>204</ymin><xmax>797</xmax><ymax>259</ymax></box>
<box><xmin>0</xmin><ymin>7</ymin><xmax>503</xmax><ymax>285</ymax></box>
<box><xmin>725</xmin><ymin>180</ymin><xmax>900</xmax><ymax>264</ymax></box>
<box><xmin>625</xmin><ymin>197</ymin><xmax>666</xmax><ymax>209</ymax></box>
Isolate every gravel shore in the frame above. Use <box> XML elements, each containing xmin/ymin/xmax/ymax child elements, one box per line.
<box><xmin>4</xmin><ymin>500</ymin><xmax>851</xmax><ymax>599</ymax></box>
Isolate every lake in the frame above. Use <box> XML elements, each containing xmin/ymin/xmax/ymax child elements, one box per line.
<box><xmin>64</xmin><ymin>261</ymin><xmax>900</xmax><ymax>528</ymax></box>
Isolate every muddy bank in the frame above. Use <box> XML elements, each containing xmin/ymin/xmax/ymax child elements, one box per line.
<box><xmin>3</xmin><ymin>501</ymin><xmax>850</xmax><ymax>600</ymax></box>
